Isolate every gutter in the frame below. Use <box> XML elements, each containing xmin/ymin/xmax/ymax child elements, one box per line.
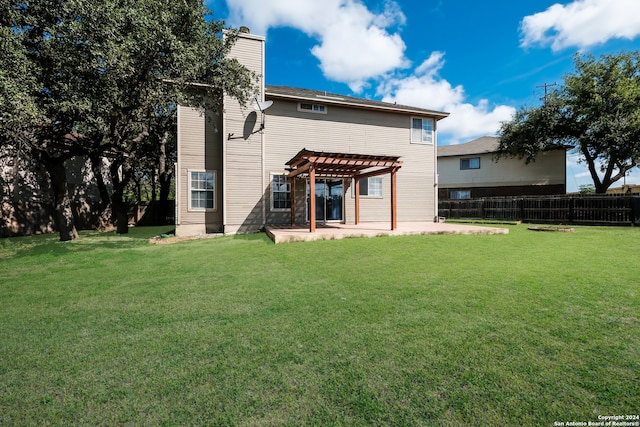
<box><xmin>266</xmin><ymin>91</ymin><xmax>450</xmax><ymax>120</ymax></box>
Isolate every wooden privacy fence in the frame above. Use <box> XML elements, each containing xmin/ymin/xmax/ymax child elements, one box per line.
<box><xmin>439</xmin><ymin>195</ymin><xmax>640</xmax><ymax>226</ymax></box>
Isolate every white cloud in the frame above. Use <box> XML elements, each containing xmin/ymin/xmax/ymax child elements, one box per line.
<box><xmin>225</xmin><ymin>0</ymin><xmax>515</xmax><ymax>142</ymax></box>
<box><xmin>224</xmin><ymin>0</ymin><xmax>408</xmax><ymax>91</ymax></box>
<box><xmin>520</xmin><ymin>0</ymin><xmax>640</xmax><ymax>51</ymax></box>
<box><xmin>377</xmin><ymin>52</ymin><xmax>516</xmax><ymax>144</ymax></box>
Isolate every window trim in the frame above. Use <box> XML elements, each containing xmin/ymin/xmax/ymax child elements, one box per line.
<box><xmin>460</xmin><ymin>157</ymin><xmax>481</xmax><ymax>170</ymax></box>
<box><xmin>355</xmin><ymin>176</ymin><xmax>383</xmax><ymax>198</ymax></box>
<box><xmin>298</xmin><ymin>102</ymin><xmax>327</xmax><ymax>114</ymax></box>
<box><xmin>270</xmin><ymin>173</ymin><xmax>291</xmax><ymax>211</ymax></box>
<box><xmin>188</xmin><ymin>170</ymin><xmax>217</xmax><ymax>212</ymax></box>
<box><xmin>411</xmin><ymin>117</ymin><xmax>434</xmax><ymax>144</ymax></box>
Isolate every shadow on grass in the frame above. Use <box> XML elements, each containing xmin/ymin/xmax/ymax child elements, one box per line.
<box><xmin>0</xmin><ymin>226</ymin><xmax>176</xmax><ymax>259</ymax></box>
<box><xmin>230</xmin><ymin>232</ymin><xmax>273</xmax><ymax>244</ymax></box>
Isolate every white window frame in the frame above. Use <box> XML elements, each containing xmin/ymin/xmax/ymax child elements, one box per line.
<box><xmin>411</xmin><ymin>117</ymin><xmax>434</xmax><ymax>144</ymax></box>
<box><xmin>270</xmin><ymin>173</ymin><xmax>291</xmax><ymax>211</ymax></box>
<box><xmin>298</xmin><ymin>102</ymin><xmax>327</xmax><ymax>114</ymax></box>
<box><xmin>188</xmin><ymin>170</ymin><xmax>216</xmax><ymax>212</ymax></box>
<box><xmin>356</xmin><ymin>177</ymin><xmax>383</xmax><ymax>198</ymax></box>
<box><xmin>460</xmin><ymin>157</ymin><xmax>480</xmax><ymax>170</ymax></box>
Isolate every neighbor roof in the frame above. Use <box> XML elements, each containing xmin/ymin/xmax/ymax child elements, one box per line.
<box><xmin>437</xmin><ymin>136</ymin><xmax>501</xmax><ymax>157</ymax></box>
<box><xmin>266</xmin><ymin>85</ymin><xmax>449</xmax><ymax>120</ymax></box>
<box><xmin>438</xmin><ymin>136</ymin><xmax>568</xmax><ymax>157</ymax></box>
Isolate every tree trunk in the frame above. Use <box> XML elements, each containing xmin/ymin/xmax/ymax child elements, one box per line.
<box><xmin>41</xmin><ymin>154</ymin><xmax>79</xmax><ymax>241</ymax></box>
<box><xmin>151</xmin><ymin>168</ymin><xmax>157</xmax><ymax>202</ymax></box>
<box><xmin>89</xmin><ymin>153</ymin><xmax>111</xmax><ymax>208</ymax></box>
<box><xmin>110</xmin><ymin>159</ymin><xmax>134</xmax><ymax>234</ymax></box>
<box><xmin>112</xmin><ymin>194</ymin><xmax>129</xmax><ymax>234</ymax></box>
<box><xmin>89</xmin><ymin>154</ymin><xmax>113</xmax><ymax>230</ymax></box>
<box><xmin>158</xmin><ymin>130</ymin><xmax>173</xmax><ymax>225</ymax></box>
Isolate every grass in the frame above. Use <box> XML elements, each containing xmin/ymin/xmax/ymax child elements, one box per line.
<box><xmin>1</xmin><ymin>225</ymin><xmax>638</xmax><ymax>426</ymax></box>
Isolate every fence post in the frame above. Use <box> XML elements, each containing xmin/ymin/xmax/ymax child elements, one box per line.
<box><xmin>568</xmin><ymin>197</ymin><xmax>575</xmax><ymax>224</ymax></box>
<box><xmin>518</xmin><ymin>198</ymin><xmax>524</xmax><ymax>222</ymax></box>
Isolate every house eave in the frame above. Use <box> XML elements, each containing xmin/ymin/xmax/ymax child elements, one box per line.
<box><xmin>266</xmin><ymin>86</ymin><xmax>449</xmax><ymax>120</ymax></box>
<box><xmin>437</xmin><ymin>145</ymin><xmax>569</xmax><ymax>159</ymax></box>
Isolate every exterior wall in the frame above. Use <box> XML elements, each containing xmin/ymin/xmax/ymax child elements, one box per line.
<box><xmin>175</xmin><ymin>106</ymin><xmax>223</xmax><ymax>236</ymax></box>
<box><xmin>176</xmin><ymin>32</ymin><xmax>265</xmax><ymax>237</ymax></box>
<box><xmin>222</xmin><ymin>32</ymin><xmax>266</xmax><ymax>234</ymax></box>
<box><xmin>438</xmin><ymin>150</ymin><xmax>566</xmax><ymax>199</ymax></box>
<box><xmin>1</xmin><ymin>145</ymin><xmax>113</xmax><ymax>236</ymax></box>
<box><xmin>263</xmin><ymin>99</ymin><xmax>437</xmax><ymax>225</ymax></box>
<box><xmin>606</xmin><ymin>184</ymin><xmax>640</xmax><ymax>195</ymax></box>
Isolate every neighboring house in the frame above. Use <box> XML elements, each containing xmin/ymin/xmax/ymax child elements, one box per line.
<box><xmin>175</xmin><ymin>29</ymin><xmax>449</xmax><ymax>237</ymax></box>
<box><xmin>1</xmin><ymin>144</ymin><xmax>110</xmax><ymax>237</ymax></box>
<box><xmin>437</xmin><ymin>136</ymin><xmax>566</xmax><ymax>200</ymax></box>
<box><xmin>606</xmin><ymin>184</ymin><xmax>640</xmax><ymax>195</ymax></box>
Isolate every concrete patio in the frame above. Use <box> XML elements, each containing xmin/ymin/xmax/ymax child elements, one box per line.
<box><xmin>265</xmin><ymin>221</ymin><xmax>509</xmax><ymax>244</ymax></box>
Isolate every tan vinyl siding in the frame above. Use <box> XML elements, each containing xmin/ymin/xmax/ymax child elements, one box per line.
<box><xmin>228</xmin><ymin>34</ymin><xmax>264</xmax><ymax>77</ymax></box>
<box><xmin>222</xmin><ymin>33</ymin><xmax>266</xmax><ymax>233</ymax></box>
<box><xmin>176</xmin><ymin>105</ymin><xmax>223</xmax><ymax>235</ymax></box>
<box><xmin>263</xmin><ymin>99</ymin><xmax>437</xmax><ymax>224</ymax></box>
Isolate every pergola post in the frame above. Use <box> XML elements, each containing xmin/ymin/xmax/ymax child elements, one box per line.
<box><xmin>354</xmin><ymin>177</ymin><xmax>360</xmax><ymax>225</ymax></box>
<box><xmin>290</xmin><ymin>177</ymin><xmax>296</xmax><ymax>226</ymax></box>
<box><xmin>391</xmin><ymin>168</ymin><xmax>397</xmax><ymax>230</ymax></box>
<box><xmin>309</xmin><ymin>165</ymin><xmax>316</xmax><ymax>232</ymax></box>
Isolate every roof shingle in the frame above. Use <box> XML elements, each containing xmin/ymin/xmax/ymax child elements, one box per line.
<box><xmin>437</xmin><ymin>136</ymin><xmax>500</xmax><ymax>157</ymax></box>
<box><xmin>266</xmin><ymin>85</ymin><xmax>449</xmax><ymax>120</ymax></box>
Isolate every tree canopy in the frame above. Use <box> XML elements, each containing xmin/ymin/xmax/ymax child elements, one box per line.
<box><xmin>1</xmin><ymin>0</ymin><xmax>257</xmax><ymax>239</ymax></box>
<box><xmin>497</xmin><ymin>51</ymin><xmax>640</xmax><ymax>193</ymax></box>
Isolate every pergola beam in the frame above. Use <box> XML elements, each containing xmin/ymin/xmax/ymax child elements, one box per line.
<box><xmin>357</xmin><ymin>166</ymin><xmax>399</xmax><ymax>180</ymax></box>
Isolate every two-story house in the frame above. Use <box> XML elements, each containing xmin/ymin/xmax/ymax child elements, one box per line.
<box><xmin>175</xmin><ymin>29</ymin><xmax>449</xmax><ymax>237</ymax></box>
<box><xmin>437</xmin><ymin>136</ymin><xmax>566</xmax><ymax>200</ymax></box>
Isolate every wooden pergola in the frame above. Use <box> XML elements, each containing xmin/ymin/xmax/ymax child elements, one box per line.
<box><xmin>285</xmin><ymin>149</ymin><xmax>402</xmax><ymax>232</ymax></box>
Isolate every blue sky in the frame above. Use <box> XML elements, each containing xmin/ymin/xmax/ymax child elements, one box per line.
<box><xmin>209</xmin><ymin>0</ymin><xmax>640</xmax><ymax>192</ymax></box>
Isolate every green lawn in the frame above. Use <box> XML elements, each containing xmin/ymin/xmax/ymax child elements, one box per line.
<box><xmin>1</xmin><ymin>226</ymin><xmax>638</xmax><ymax>426</ymax></box>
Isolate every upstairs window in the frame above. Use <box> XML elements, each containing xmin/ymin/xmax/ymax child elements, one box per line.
<box><xmin>460</xmin><ymin>157</ymin><xmax>480</xmax><ymax>170</ymax></box>
<box><xmin>411</xmin><ymin>117</ymin><xmax>434</xmax><ymax>144</ymax></box>
<box><xmin>298</xmin><ymin>103</ymin><xmax>327</xmax><ymax>114</ymax></box>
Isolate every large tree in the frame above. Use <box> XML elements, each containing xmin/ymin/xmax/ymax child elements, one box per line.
<box><xmin>1</xmin><ymin>0</ymin><xmax>256</xmax><ymax>239</ymax></box>
<box><xmin>498</xmin><ymin>51</ymin><xmax>640</xmax><ymax>193</ymax></box>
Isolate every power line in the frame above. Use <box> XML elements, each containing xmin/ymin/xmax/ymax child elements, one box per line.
<box><xmin>536</xmin><ymin>82</ymin><xmax>558</xmax><ymax>103</ymax></box>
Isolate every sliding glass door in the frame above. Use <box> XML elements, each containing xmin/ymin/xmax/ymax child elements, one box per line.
<box><xmin>307</xmin><ymin>179</ymin><xmax>343</xmax><ymax>222</ymax></box>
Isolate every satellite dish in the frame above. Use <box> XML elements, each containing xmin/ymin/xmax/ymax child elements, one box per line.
<box><xmin>253</xmin><ymin>100</ymin><xmax>273</xmax><ymax>112</ymax></box>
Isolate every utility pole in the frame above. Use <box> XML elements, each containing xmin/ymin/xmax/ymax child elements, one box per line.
<box><xmin>536</xmin><ymin>82</ymin><xmax>558</xmax><ymax>103</ymax></box>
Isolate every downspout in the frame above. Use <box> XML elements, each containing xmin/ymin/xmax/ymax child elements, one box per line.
<box><xmin>175</xmin><ymin>105</ymin><xmax>182</xmax><ymax>229</ymax></box>
<box><xmin>222</xmin><ymin>82</ymin><xmax>227</xmax><ymax>234</ymax></box>
<box><xmin>433</xmin><ymin>119</ymin><xmax>439</xmax><ymax>222</ymax></box>
<box><xmin>260</xmin><ymin>37</ymin><xmax>266</xmax><ymax>228</ymax></box>
<box><xmin>174</xmin><ymin>163</ymin><xmax>179</xmax><ymax>228</ymax></box>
